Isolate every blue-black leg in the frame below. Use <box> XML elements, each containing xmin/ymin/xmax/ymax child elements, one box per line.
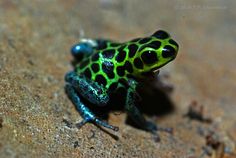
<box><xmin>125</xmin><ymin>88</ymin><xmax>157</xmax><ymax>132</ymax></box>
<box><xmin>125</xmin><ymin>85</ymin><xmax>173</xmax><ymax>141</ymax></box>
<box><xmin>125</xmin><ymin>88</ymin><xmax>162</xmax><ymax>141</ymax></box>
<box><xmin>65</xmin><ymin>71</ymin><xmax>109</xmax><ymax>105</ymax></box>
<box><xmin>65</xmin><ymin>72</ymin><xmax>119</xmax><ymax>131</ymax></box>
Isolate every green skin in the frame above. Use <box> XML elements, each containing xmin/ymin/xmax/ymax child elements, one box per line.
<box><xmin>65</xmin><ymin>30</ymin><xmax>179</xmax><ymax>140</ymax></box>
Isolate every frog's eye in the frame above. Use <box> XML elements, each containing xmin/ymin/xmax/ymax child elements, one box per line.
<box><xmin>71</xmin><ymin>44</ymin><xmax>81</xmax><ymax>55</ymax></box>
<box><xmin>141</xmin><ymin>50</ymin><xmax>158</xmax><ymax>64</ymax></box>
<box><xmin>71</xmin><ymin>43</ymin><xmax>93</xmax><ymax>59</ymax></box>
<box><xmin>152</xmin><ymin>30</ymin><xmax>169</xmax><ymax>39</ymax></box>
<box><xmin>162</xmin><ymin>45</ymin><xmax>176</xmax><ymax>58</ymax></box>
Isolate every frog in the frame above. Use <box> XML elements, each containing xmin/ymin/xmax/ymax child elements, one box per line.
<box><xmin>65</xmin><ymin>30</ymin><xmax>179</xmax><ymax>140</ymax></box>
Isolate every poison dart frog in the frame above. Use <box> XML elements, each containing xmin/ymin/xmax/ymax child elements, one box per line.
<box><xmin>65</xmin><ymin>30</ymin><xmax>179</xmax><ymax>139</ymax></box>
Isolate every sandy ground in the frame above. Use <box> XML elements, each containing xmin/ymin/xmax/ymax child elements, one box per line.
<box><xmin>0</xmin><ymin>0</ymin><xmax>236</xmax><ymax>157</ymax></box>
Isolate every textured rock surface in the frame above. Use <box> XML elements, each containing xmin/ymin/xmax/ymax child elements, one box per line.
<box><xmin>0</xmin><ymin>0</ymin><xmax>235</xmax><ymax>157</ymax></box>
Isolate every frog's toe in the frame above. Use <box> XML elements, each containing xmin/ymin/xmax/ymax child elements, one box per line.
<box><xmin>152</xmin><ymin>133</ymin><xmax>161</xmax><ymax>142</ymax></box>
<box><xmin>145</xmin><ymin>122</ymin><xmax>161</xmax><ymax>142</ymax></box>
<box><xmin>146</xmin><ymin>121</ymin><xmax>158</xmax><ymax>132</ymax></box>
<box><xmin>76</xmin><ymin>117</ymin><xmax>119</xmax><ymax>132</ymax></box>
<box><xmin>146</xmin><ymin>121</ymin><xmax>173</xmax><ymax>142</ymax></box>
<box><xmin>146</xmin><ymin>121</ymin><xmax>173</xmax><ymax>134</ymax></box>
<box><xmin>156</xmin><ymin>126</ymin><xmax>173</xmax><ymax>134</ymax></box>
<box><xmin>76</xmin><ymin>119</ymin><xmax>88</xmax><ymax>129</ymax></box>
<box><xmin>94</xmin><ymin>118</ymin><xmax>119</xmax><ymax>132</ymax></box>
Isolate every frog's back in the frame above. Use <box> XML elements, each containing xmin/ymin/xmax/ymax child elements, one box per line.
<box><xmin>75</xmin><ymin>31</ymin><xmax>178</xmax><ymax>91</ymax></box>
<box><xmin>76</xmin><ymin>39</ymin><xmax>138</xmax><ymax>89</ymax></box>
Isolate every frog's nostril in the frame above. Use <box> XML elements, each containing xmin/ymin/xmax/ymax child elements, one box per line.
<box><xmin>162</xmin><ymin>45</ymin><xmax>176</xmax><ymax>58</ymax></box>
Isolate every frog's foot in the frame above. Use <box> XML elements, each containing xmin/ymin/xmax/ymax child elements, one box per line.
<box><xmin>156</xmin><ymin>125</ymin><xmax>173</xmax><ymax>134</ymax></box>
<box><xmin>146</xmin><ymin>121</ymin><xmax>173</xmax><ymax>142</ymax></box>
<box><xmin>93</xmin><ymin>118</ymin><xmax>119</xmax><ymax>131</ymax></box>
<box><xmin>65</xmin><ymin>83</ymin><xmax>119</xmax><ymax>132</ymax></box>
<box><xmin>76</xmin><ymin>117</ymin><xmax>119</xmax><ymax>132</ymax></box>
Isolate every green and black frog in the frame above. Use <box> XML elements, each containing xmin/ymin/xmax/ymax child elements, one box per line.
<box><xmin>65</xmin><ymin>30</ymin><xmax>179</xmax><ymax>140</ymax></box>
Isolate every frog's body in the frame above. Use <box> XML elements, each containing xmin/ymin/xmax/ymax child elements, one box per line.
<box><xmin>65</xmin><ymin>30</ymin><xmax>179</xmax><ymax>139</ymax></box>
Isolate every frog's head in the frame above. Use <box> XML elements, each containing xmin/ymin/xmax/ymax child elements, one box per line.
<box><xmin>133</xmin><ymin>30</ymin><xmax>179</xmax><ymax>77</ymax></box>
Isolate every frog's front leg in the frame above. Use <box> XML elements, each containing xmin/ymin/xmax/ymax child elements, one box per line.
<box><xmin>65</xmin><ymin>71</ymin><xmax>119</xmax><ymax>131</ymax></box>
<box><xmin>125</xmin><ymin>88</ymin><xmax>157</xmax><ymax>132</ymax></box>
<box><xmin>125</xmin><ymin>83</ymin><xmax>172</xmax><ymax>141</ymax></box>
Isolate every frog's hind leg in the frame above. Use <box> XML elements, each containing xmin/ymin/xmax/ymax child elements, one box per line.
<box><xmin>71</xmin><ymin>39</ymin><xmax>95</xmax><ymax>62</ymax></box>
<box><xmin>65</xmin><ymin>72</ymin><xmax>119</xmax><ymax>131</ymax></box>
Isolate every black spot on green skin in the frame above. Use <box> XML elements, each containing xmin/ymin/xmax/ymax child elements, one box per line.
<box><xmin>116</xmin><ymin>66</ymin><xmax>125</xmax><ymax>77</ymax></box>
<box><xmin>128</xmin><ymin>44</ymin><xmax>138</xmax><ymax>58</ymax></box>
<box><xmin>152</xmin><ymin>30</ymin><xmax>169</xmax><ymax>39</ymax></box>
<box><xmin>131</xmin><ymin>38</ymin><xmax>140</xmax><ymax>42</ymax></box>
<box><xmin>124</xmin><ymin>61</ymin><xmax>133</xmax><ymax>73</ymax></box>
<box><xmin>139</xmin><ymin>38</ymin><xmax>151</xmax><ymax>44</ymax></box>
<box><xmin>141</xmin><ymin>71</ymin><xmax>155</xmax><ymax>77</ymax></box>
<box><xmin>84</xmin><ymin>68</ymin><xmax>92</xmax><ymax>79</ymax></box>
<box><xmin>118</xmin><ymin>45</ymin><xmax>126</xmax><ymax>52</ymax></box>
<box><xmin>134</xmin><ymin>58</ymin><xmax>143</xmax><ymax>69</ymax></box>
<box><xmin>92</xmin><ymin>53</ymin><xmax>99</xmax><ymax>61</ymax></box>
<box><xmin>169</xmin><ymin>39</ymin><xmax>179</xmax><ymax>47</ymax></box>
<box><xmin>102</xmin><ymin>49</ymin><xmax>116</xmax><ymax>59</ymax></box>
<box><xmin>141</xmin><ymin>51</ymin><xmax>158</xmax><ymax>64</ymax></box>
<box><xmin>108</xmin><ymin>82</ymin><xmax>118</xmax><ymax>92</ymax></box>
<box><xmin>118</xmin><ymin>78</ymin><xmax>129</xmax><ymax>88</ymax></box>
<box><xmin>79</xmin><ymin>59</ymin><xmax>89</xmax><ymax>69</ymax></box>
<box><xmin>116</xmin><ymin>46</ymin><xmax>126</xmax><ymax>63</ymax></box>
<box><xmin>110</xmin><ymin>43</ymin><xmax>120</xmax><ymax>47</ymax></box>
<box><xmin>96</xmin><ymin>40</ymin><xmax>108</xmax><ymax>50</ymax></box>
<box><xmin>102</xmin><ymin>61</ymin><xmax>115</xmax><ymax>79</ymax></box>
<box><xmin>162</xmin><ymin>45</ymin><xmax>176</xmax><ymax>58</ymax></box>
<box><xmin>107</xmin><ymin>72</ymin><xmax>115</xmax><ymax>79</ymax></box>
<box><xmin>91</xmin><ymin>63</ymin><xmax>99</xmax><ymax>73</ymax></box>
<box><xmin>95</xmin><ymin>74</ymin><xmax>107</xmax><ymax>86</ymax></box>
<box><xmin>147</xmin><ymin>41</ymin><xmax>161</xmax><ymax>49</ymax></box>
<box><xmin>126</xmin><ymin>74</ymin><xmax>135</xmax><ymax>79</ymax></box>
